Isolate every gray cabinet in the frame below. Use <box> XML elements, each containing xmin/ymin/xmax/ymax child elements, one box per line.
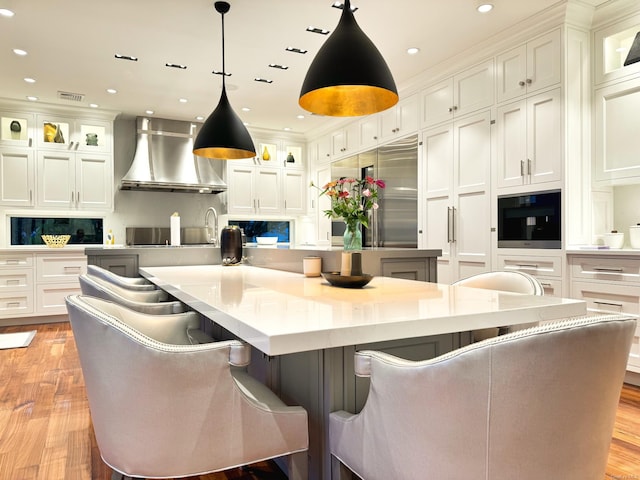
<box><xmin>88</xmin><ymin>254</ymin><xmax>139</xmax><ymax>278</ymax></box>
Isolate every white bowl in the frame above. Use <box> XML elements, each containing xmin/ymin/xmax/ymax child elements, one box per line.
<box><xmin>603</xmin><ymin>232</ymin><xmax>624</xmax><ymax>249</ymax></box>
<box><xmin>256</xmin><ymin>236</ymin><xmax>278</xmax><ymax>245</ymax></box>
<box><xmin>630</xmin><ymin>226</ymin><xmax>640</xmax><ymax>249</ymax></box>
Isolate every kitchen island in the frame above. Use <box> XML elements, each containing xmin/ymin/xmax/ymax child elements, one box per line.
<box><xmin>140</xmin><ymin>264</ymin><xmax>586</xmax><ymax>480</ymax></box>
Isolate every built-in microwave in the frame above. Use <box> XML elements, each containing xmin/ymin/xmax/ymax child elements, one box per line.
<box><xmin>497</xmin><ymin>189</ymin><xmax>561</xmax><ymax>249</ymax></box>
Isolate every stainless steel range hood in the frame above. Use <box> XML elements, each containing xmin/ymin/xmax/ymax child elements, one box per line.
<box><xmin>120</xmin><ymin>117</ymin><xmax>227</xmax><ymax>194</ymax></box>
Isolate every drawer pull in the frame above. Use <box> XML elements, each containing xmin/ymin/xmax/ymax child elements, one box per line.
<box><xmin>539</xmin><ymin>282</ymin><xmax>552</xmax><ymax>287</ymax></box>
<box><xmin>63</xmin><ymin>266</ymin><xmax>82</xmax><ymax>271</ymax></box>
<box><xmin>5</xmin><ymin>259</ymin><xmax>21</xmax><ymax>265</ymax></box>
<box><xmin>592</xmin><ymin>267</ymin><xmax>624</xmax><ymax>273</ymax></box>
<box><xmin>6</xmin><ymin>279</ymin><xmax>21</xmax><ymax>285</ymax></box>
<box><xmin>6</xmin><ymin>302</ymin><xmax>21</xmax><ymax>308</ymax></box>
<box><xmin>515</xmin><ymin>264</ymin><xmax>538</xmax><ymax>269</ymax></box>
<box><xmin>593</xmin><ymin>301</ymin><xmax>623</xmax><ymax>310</ymax></box>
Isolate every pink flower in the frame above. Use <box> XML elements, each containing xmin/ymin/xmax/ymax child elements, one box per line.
<box><xmin>362</xmin><ymin>189</ymin><xmax>371</xmax><ymax>197</ymax></box>
<box><xmin>365</xmin><ymin>176</ymin><xmax>375</xmax><ymax>184</ymax></box>
<box><xmin>338</xmin><ymin>191</ymin><xmax>350</xmax><ymax>198</ymax></box>
<box><xmin>372</xmin><ymin>202</ymin><xmax>379</xmax><ymax>210</ymax></box>
<box><xmin>375</xmin><ymin>179</ymin><xmax>386</xmax><ymax>188</ymax></box>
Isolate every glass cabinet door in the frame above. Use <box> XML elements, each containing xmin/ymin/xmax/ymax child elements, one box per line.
<box><xmin>0</xmin><ymin>113</ymin><xmax>34</xmax><ymax>147</ymax></box>
<box><xmin>76</xmin><ymin>120</ymin><xmax>110</xmax><ymax>153</ymax></box>
<box><xmin>595</xmin><ymin>15</ymin><xmax>640</xmax><ymax>85</ymax></box>
<box><xmin>36</xmin><ymin>115</ymin><xmax>72</xmax><ymax>149</ymax></box>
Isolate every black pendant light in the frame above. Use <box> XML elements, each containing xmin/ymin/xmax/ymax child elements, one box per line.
<box><xmin>193</xmin><ymin>1</ymin><xmax>255</xmax><ymax>160</ymax></box>
<box><xmin>299</xmin><ymin>0</ymin><xmax>398</xmax><ymax>117</ymax></box>
<box><xmin>624</xmin><ymin>32</ymin><xmax>640</xmax><ymax>67</ymax></box>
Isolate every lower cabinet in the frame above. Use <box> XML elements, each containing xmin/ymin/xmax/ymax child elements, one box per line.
<box><xmin>0</xmin><ymin>251</ymin><xmax>86</xmax><ymax>323</ymax></box>
<box><xmin>568</xmin><ymin>254</ymin><xmax>640</xmax><ymax>374</ymax></box>
<box><xmin>88</xmin><ymin>253</ymin><xmax>139</xmax><ymax>278</ymax></box>
<box><xmin>498</xmin><ymin>253</ymin><xmax>563</xmax><ymax>297</ymax></box>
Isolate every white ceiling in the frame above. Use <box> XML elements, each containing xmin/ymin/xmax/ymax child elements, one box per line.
<box><xmin>0</xmin><ymin>0</ymin><xmax>608</xmax><ymax>137</ymax></box>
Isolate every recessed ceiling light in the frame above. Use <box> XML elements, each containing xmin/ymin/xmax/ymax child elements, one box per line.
<box><xmin>195</xmin><ymin>115</ymin><xmax>204</xmax><ymax>121</ymax></box>
<box><xmin>477</xmin><ymin>3</ymin><xmax>493</xmax><ymax>13</ymax></box>
<box><xmin>0</xmin><ymin>8</ymin><xmax>15</xmax><ymax>17</ymax></box>
<box><xmin>241</xmin><ymin>107</ymin><xmax>251</xmax><ymax>112</ymax></box>
<box><xmin>254</xmin><ymin>78</ymin><xmax>273</xmax><ymax>84</ymax></box>
<box><xmin>115</xmin><ymin>54</ymin><xmax>138</xmax><ymax>61</ymax></box>
<box><xmin>89</xmin><ymin>103</ymin><xmax>99</xmax><ymax>108</ymax></box>
<box><xmin>26</xmin><ymin>96</ymin><xmax>38</xmax><ymax>101</ymax></box>
<box><xmin>297</xmin><ymin>114</ymin><xmax>305</xmax><ymax>119</ymax></box>
<box><xmin>616</xmin><ymin>47</ymin><xmax>628</xmax><ymax>53</ymax></box>
<box><xmin>407</xmin><ymin>47</ymin><xmax>420</xmax><ymax>55</ymax></box>
<box><xmin>283</xmin><ymin>127</ymin><xmax>291</xmax><ymax>131</ymax></box>
<box><xmin>269</xmin><ymin>63</ymin><xmax>289</xmax><ymax>70</ymax></box>
<box><xmin>286</xmin><ymin>47</ymin><xmax>308</xmax><ymax>54</ymax></box>
<box><xmin>306</xmin><ymin>26</ymin><xmax>330</xmax><ymax>35</ymax></box>
<box><xmin>145</xmin><ymin>110</ymin><xmax>154</xmax><ymax>115</ymax></box>
<box><xmin>243</xmin><ymin>122</ymin><xmax>250</xmax><ymax>126</ymax></box>
<box><xmin>106</xmin><ymin>88</ymin><xmax>117</xmax><ymax>94</ymax></box>
<box><xmin>13</xmin><ymin>48</ymin><xmax>27</xmax><ymax>56</ymax></box>
<box><xmin>23</xmin><ymin>77</ymin><xmax>35</xmax><ymax>83</ymax></box>
<box><xmin>166</xmin><ymin>62</ymin><xmax>187</xmax><ymax>69</ymax></box>
<box><xmin>179</xmin><ymin>98</ymin><xmax>188</xmax><ymax>103</ymax></box>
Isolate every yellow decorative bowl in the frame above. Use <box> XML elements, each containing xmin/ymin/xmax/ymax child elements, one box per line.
<box><xmin>41</xmin><ymin>234</ymin><xmax>71</xmax><ymax>248</ymax></box>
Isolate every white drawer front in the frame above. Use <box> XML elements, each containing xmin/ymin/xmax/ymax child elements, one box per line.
<box><xmin>36</xmin><ymin>255</ymin><xmax>87</xmax><ymax>283</ymax></box>
<box><xmin>0</xmin><ymin>254</ymin><xmax>33</xmax><ymax>267</ymax></box>
<box><xmin>629</xmin><ymin>323</ymin><xmax>640</xmax><ymax>373</ymax></box>
<box><xmin>570</xmin><ymin>256</ymin><xmax>640</xmax><ymax>284</ymax></box>
<box><xmin>36</xmin><ymin>283</ymin><xmax>82</xmax><ymax>315</ymax></box>
<box><xmin>498</xmin><ymin>255</ymin><xmax>562</xmax><ymax>278</ymax></box>
<box><xmin>570</xmin><ymin>280</ymin><xmax>640</xmax><ymax>315</ymax></box>
<box><xmin>0</xmin><ymin>291</ymin><xmax>34</xmax><ymax>316</ymax></box>
<box><xmin>0</xmin><ymin>269</ymin><xmax>33</xmax><ymax>292</ymax></box>
<box><xmin>536</xmin><ymin>277</ymin><xmax>562</xmax><ymax>297</ymax></box>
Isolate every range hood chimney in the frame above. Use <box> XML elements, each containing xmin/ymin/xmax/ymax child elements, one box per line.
<box><xmin>120</xmin><ymin>117</ymin><xmax>228</xmax><ymax>193</ymax></box>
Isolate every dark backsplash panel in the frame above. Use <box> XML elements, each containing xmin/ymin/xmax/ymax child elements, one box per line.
<box><xmin>11</xmin><ymin>217</ymin><xmax>103</xmax><ymax>245</ymax></box>
<box><xmin>228</xmin><ymin>220</ymin><xmax>290</xmax><ymax>243</ymax></box>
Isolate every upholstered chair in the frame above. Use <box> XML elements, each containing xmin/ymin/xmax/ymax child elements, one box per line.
<box><xmin>87</xmin><ymin>264</ymin><xmax>157</xmax><ymax>291</ymax></box>
<box><xmin>65</xmin><ymin>294</ymin><xmax>309</xmax><ymax>480</ymax></box>
<box><xmin>330</xmin><ymin>314</ymin><xmax>636</xmax><ymax>480</ymax></box>
<box><xmin>79</xmin><ymin>274</ymin><xmax>184</xmax><ymax>314</ymax></box>
<box><xmin>452</xmin><ymin>270</ymin><xmax>544</xmax><ymax>341</ymax></box>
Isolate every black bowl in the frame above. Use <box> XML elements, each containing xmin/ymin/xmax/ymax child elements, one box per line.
<box><xmin>322</xmin><ymin>272</ymin><xmax>373</xmax><ymax>288</ymax></box>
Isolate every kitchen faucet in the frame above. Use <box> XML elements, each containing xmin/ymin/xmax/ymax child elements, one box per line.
<box><xmin>204</xmin><ymin>207</ymin><xmax>218</xmax><ymax>246</ymax></box>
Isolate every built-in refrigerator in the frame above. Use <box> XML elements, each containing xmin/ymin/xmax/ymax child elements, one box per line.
<box><xmin>331</xmin><ymin>134</ymin><xmax>418</xmax><ymax>248</ymax></box>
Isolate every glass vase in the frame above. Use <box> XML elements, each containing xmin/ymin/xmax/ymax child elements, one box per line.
<box><xmin>343</xmin><ymin>221</ymin><xmax>362</xmax><ymax>251</ymax></box>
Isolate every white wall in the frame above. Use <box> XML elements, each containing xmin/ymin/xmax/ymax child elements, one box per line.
<box><xmin>613</xmin><ymin>185</ymin><xmax>640</xmax><ymax>245</ymax></box>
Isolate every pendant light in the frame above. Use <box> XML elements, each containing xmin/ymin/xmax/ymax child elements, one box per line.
<box><xmin>299</xmin><ymin>0</ymin><xmax>398</xmax><ymax>117</ymax></box>
<box><xmin>624</xmin><ymin>32</ymin><xmax>640</xmax><ymax>67</ymax></box>
<box><xmin>193</xmin><ymin>1</ymin><xmax>256</xmax><ymax>160</ymax></box>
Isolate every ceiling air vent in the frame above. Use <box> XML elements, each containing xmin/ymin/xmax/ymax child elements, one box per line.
<box><xmin>57</xmin><ymin>91</ymin><xmax>85</xmax><ymax>102</ymax></box>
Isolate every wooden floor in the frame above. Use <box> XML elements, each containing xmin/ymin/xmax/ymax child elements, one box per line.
<box><xmin>0</xmin><ymin>322</ymin><xmax>639</xmax><ymax>480</ymax></box>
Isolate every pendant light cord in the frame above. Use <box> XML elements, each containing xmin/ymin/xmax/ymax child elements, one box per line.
<box><xmin>220</xmin><ymin>9</ymin><xmax>226</xmax><ymax>90</ymax></box>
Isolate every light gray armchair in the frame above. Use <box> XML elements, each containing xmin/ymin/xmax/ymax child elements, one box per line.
<box><xmin>453</xmin><ymin>270</ymin><xmax>544</xmax><ymax>341</ymax></box>
<box><xmin>330</xmin><ymin>314</ymin><xmax>636</xmax><ymax>480</ymax></box>
<box><xmin>87</xmin><ymin>264</ymin><xmax>157</xmax><ymax>291</ymax></box>
<box><xmin>65</xmin><ymin>294</ymin><xmax>309</xmax><ymax>480</ymax></box>
<box><xmin>79</xmin><ymin>274</ymin><xmax>184</xmax><ymax>314</ymax></box>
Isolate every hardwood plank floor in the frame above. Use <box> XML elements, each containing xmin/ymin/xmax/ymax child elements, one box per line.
<box><xmin>1</xmin><ymin>321</ymin><xmax>639</xmax><ymax>480</ymax></box>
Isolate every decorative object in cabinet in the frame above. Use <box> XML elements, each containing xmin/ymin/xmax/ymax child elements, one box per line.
<box><xmin>378</xmin><ymin>92</ymin><xmax>419</xmax><ymax>143</ymax></box>
<box><xmin>284</xmin><ymin>144</ymin><xmax>303</xmax><ymax>170</ymax></box>
<box><xmin>36</xmin><ymin>115</ymin><xmax>111</xmax><ymax>153</ymax></box>
<box><xmin>593</xmin><ymin>14</ymin><xmax>640</xmax><ymax>85</ymax></box>
<box><xmin>0</xmin><ymin>147</ymin><xmax>35</xmax><ymax>206</ymax></box>
<box><xmin>421</xmin><ymin>110</ymin><xmax>492</xmax><ymax>284</ymax></box>
<box><xmin>420</xmin><ymin>60</ymin><xmax>494</xmax><ymax>129</ymax></box>
<box><xmin>594</xmin><ymin>77</ymin><xmax>640</xmax><ymax>184</ymax></box>
<box><xmin>496</xmin><ymin>88</ymin><xmax>562</xmax><ymax>188</ymax></box>
<box><xmin>260</xmin><ymin>143</ymin><xmax>275</xmax><ymax>162</ymax></box>
<box><xmin>496</xmin><ymin>29</ymin><xmax>561</xmax><ymax>103</ymax></box>
<box><xmin>0</xmin><ymin>112</ymin><xmax>34</xmax><ymax>147</ymax></box>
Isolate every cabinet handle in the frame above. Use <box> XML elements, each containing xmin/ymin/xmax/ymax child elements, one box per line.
<box><xmin>68</xmin><ymin>142</ymin><xmax>73</xmax><ymax>150</ymax></box>
<box><xmin>311</xmin><ymin>199</ymin><xmax>315</xmax><ymax>209</ymax></box>
<box><xmin>447</xmin><ymin>207</ymin><xmax>452</xmax><ymax>243</ymax></box>
<box><xmin>76</xmin><ymin>191</ymin><xmax>80</xmax><ymax>206</ymax></box>
<box><xmin>6</xmin><ymin>279</ymin><xmax>21</xmax><ymax>285</ymax></box>
<box><xmin>28</xmin><ymin>138</ymin><xmax>33</xmax><ymax>147</ymax></box>
<box><xmin>592</xmin><ymin>267</ymin><xmax>624</xmax><ymax>273</ymax></box>
<box><xmin>448</xmin><ymin>107</ymin><xmax>454</xmax><ymax>113</ymax></box>
<box><xmin>63</xmin><ymin>266</ymin><xmax>82</xmax><ymax>271</ymax></box>
<box><xmin>373</xmin><ymin>136</ymin><xmax>378</xmax><ymax>140</ymax></box>
<box><xmin>284</xmin><ymin>200</ymin><xmax>287</xmax><ymax>209</ymax></box>
<box><xmin>6</xmin><ymin>301</ymin><xmax>21</xmax><ymax>308</ymax></box>
<box><xmin>75</xmin><ymin>142</ymin><xmax>79</xmax><ymax>151</ymax></box>
<box><xmin>519</xmin><ymin>80</ymin><xmax>526</xmax><ymax>86</ymax></box>
<box><xmin>520</xmin><ymin>160</ymin><xmax>525</xmax><ymax>177</ymax></box>
<box><xmin>526</xmin><ymin>78</ymin><xmax>532</xmax><ymax>85</ymax></box>
<box><xmin>30</xmin><ymin>190</ymin><xmax>33</xmax><ymax>203</ymax></box>
<box><xmin>527</xmin><ymin>159</ymin><xmax>531</xmax><ymax>175</ymax></box>
<box><xmin>593</xmin><ymin>301</ymin><xmax>623</xmax><ymax>313</ymax></box>
<box><xmin>516</xmin><ymin>264</ymin><xmax>539</xmax><ymax>269</ymax></box>
<box><xmin>71</xmin><ymin>192</ymin><xmax>74</xmax><ymax>204</ymax></box>
<box><xmin>5</xmin><ymin>259</ymin><xmax>20</xmax><ymax>265</ymax></box>
<box><xmin>447</xmin><ymin>206</ymin><xmax>456</xmax><ymax>243</ymax></box>
<box><xmin>539</xmin><ymin>282</ymin><xmax>553</xmax><ymax>287</ymax></box>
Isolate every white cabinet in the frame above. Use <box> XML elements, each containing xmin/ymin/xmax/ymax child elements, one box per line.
<box><xmin>496</xmin><ymin>29</ymin><xmax>561</xmax><ymax>104</ymax></box>
<box><xmin>35</xmin><ymin>253</ymin><xmax>86</xmax><ymax>315</ymax></box>
<box><xmin>227</xmin><ymin>164</ymin><xmax>281</xmax><ymax>215</ymax></box>
<box><xmin>378</xmin><ymin>93</ymin><xmax>419</xmax><ymax>143</ymax></box>
<box><xmin>37</xmin><ymin>151</ymin><xmax>112</xmax><ymax>210</ymax></box>
<box><xmin>283</xmin><ymin>169</ymin><xmax>306</xmax><ymax>215</ymax></box>
<box><xmin>0</xmin><ymin>253</ymin><xmax>34</xmax><ymax>318</ymax></box>
<box><xmin>569</xmin><ymin>254</ymin><xmax>640</xmax><ymax>373</ymax></box>
<box><xmin>331</xmin><ymin>122</ymin><xmax>360</xmax><ymax>159</ymax></box>
<box><xmin>496</xmin><ymin>88</ymin><xmax>562</xmax><ymax>188</ymax></box>
<box><xmin>358</xmin><ymin>115</ymin><xmax>380</xmax><ymax>151</ymax></box>
<box><xmin>0</xmin><ymin>147</ymin><xmax>35</xmax><ymax>206</ymax></box>
<box><xmin>594</xmin><ymin>78</ymin><xmax>640</xmax><ymax>184</ymax></box>
<box><xmin>311</xmin><ymin>165</ymin><xmax>332</xmax><ymax>245</ymax></box>
<box><xmin>420</xmin><ymin>60</ymin><xmax>494</xmax><ymax>129</ymax></box>
<box><xmin>421</xmin><ymin>110</ymin><xmax>492</xmax><ymax>284</ymax></box>
<box><xmin>36</xmin><ymin>114</ymin><xmax>111</xmax><ymax>153</ymax></box>
<box><xmin>498</xmin><ymin>254</ymin><xmax>563</xmax><ymax>297</ymax></box>
<box><xmin>593</xmin><ymin>14</ymin><xmax>640</xmax><ymax>86</ymax></box>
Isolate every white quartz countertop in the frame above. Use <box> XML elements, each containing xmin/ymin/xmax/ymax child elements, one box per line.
<box><xmin>566</xmin><ymin>247</ymin><xmax>640</xmax><ymax>256</ymax></box>
<box><xmin>140</xmin><ymin>265</ymin><xmax>586</xmax><ymax>356</ymax></box>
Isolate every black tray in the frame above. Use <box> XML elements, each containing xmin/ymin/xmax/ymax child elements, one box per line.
<box><xmin>322</xmin><ymin>272</ymin><xmax>373</xmax><ymax>289</ymax></box>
